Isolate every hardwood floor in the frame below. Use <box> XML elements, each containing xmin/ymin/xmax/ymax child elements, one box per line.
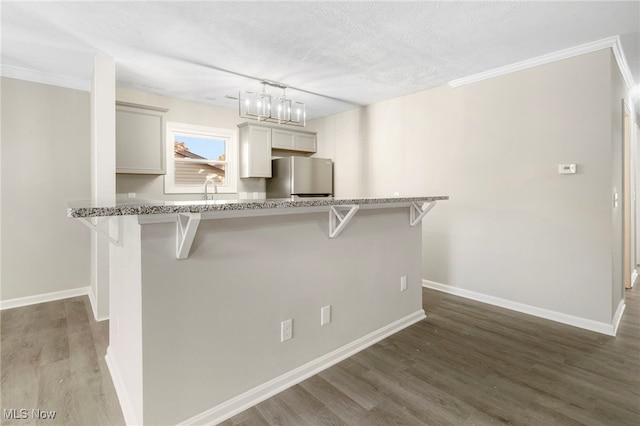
<box><xmin>2</xmin><ymin>286</ymin><xmax>638</xmax><ymax>425</ymax></box>
<box><xmin>224</xmin><ymin>285</ymin><xmax>640</xmax><ymax>426</ymax></box>
<box><xmin>0</xmin><ymin>296</ymin><xmax>125</xmax><ymax>425</ymax></box>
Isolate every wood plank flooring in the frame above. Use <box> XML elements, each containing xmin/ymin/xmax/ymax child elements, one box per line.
<box><xmin>2</xmin><ymin>285</ymin><xmax>638</xmax><ymax>425</ymax></box>
<box><xmin>224</xmin><ymin>285</ymin><xmax>640</xmax><ymax>426</ymax></box>
<box><xmin>0</xmin><ymin>296</ymin><xmax>125</xmax><ymax>425</ymax></box>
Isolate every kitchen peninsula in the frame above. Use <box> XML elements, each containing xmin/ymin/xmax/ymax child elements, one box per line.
<box><xmin>68</xmin><ymin>196</ymin><xmax>447</xmax><ymax>425</ymax></box>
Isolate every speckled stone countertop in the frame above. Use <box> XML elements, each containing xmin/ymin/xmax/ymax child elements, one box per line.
<box><xmin>67</xmin><ymin>196</ymin><xmax>449</xmax><ymax>218</ymax></box>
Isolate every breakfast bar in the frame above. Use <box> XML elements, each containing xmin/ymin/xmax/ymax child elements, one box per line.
<box><xmin>68</xmin><ymin>196</ymin><xmax>447</xmax><ymax>425</ymax></box>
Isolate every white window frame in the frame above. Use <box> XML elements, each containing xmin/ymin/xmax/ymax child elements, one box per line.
<box><xmin>165</xmin><ymin>121</ymin><xmax>238</xmax><ymax>194</ymax></box>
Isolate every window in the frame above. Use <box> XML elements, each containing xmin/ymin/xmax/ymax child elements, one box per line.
<box><xmin>165</xmin><ymin>122</ymin><xmax>237</xmax><ymax>194</ymax></box>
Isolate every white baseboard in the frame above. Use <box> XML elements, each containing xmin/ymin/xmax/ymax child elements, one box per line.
<box><xmin>0</xmin><ymin>286</ymin><xmax>89</xmax><ymax>311</ymax></box>
<box><xmin>105</xmin><ymin>347</ymin><xmax>141</xmax><ymax>426</ymax></box>
<box><xmin>422</xmin><ymin>280</ymin><xmax>622</xmax><ymax>336</ymax></box>
<box><xmin>611</xmin><ymin>299</ymin><xmax>626</xmax><ymax>336</ymax></box>
<box><xmin>87</xmin><ymin>285</ymin><xmax>109</xmax><ymax>322</ymax></box>
<box><xmin>177</xmin><ymin>309</ymin><xmax>426</xmax><ymax>426</ymax></box>
<box><xmin>88</xmin><ymin>286</ymin><xmax>98</xmax><ymax>320</ymax></box>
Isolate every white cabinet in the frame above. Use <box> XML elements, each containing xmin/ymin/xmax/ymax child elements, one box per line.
<box><xmin>116</xmin><ymin>101</ymin><xmax>168</xmax><ymax>174</ymax></box>
<box><xmin>238</xmin><ymin>123</ymin><xmax>319</xmax><ymax>178</ymax></box>
<box><xmin>271</xmin><ymin>127</ymin><xmax>317</xmax><ymax>153</ymax></box>
<box><xmin>293</xmin><ymin>132</ymin><xmax>317</xmax><ymax>152</ymax></box>
<box><xmin>271</xmin><ymin>128</ymin><xmax>295</xmax><ymax>150</ymax></box>
<box><xmin>239</xmin><ymin>124</ymin><xmax>272</xmax><ymax>178</ymax></box>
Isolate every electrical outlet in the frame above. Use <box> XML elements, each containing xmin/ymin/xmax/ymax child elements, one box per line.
<box><xmin>281</xmin><ymin>319</ymin><xmax>293</xmax><ymax>342</ymax></box>
<box><xmin>321</xmin><ymin>305</ymin><xmax>331</xmax><ymax>326</ymax></box>
<box><xmin>400</xmin><ymin>276</ymin><xmax>407</xmax><ymax>292</ymax></box>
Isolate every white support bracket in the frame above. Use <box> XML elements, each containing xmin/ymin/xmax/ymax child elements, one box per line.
<box><xmin>176</xmin><ymin>213</ymin><xmax>201</xmax><ymax>260</ymax></box>
<box><xmin>78</xmin><ymin>217</ymin><xmax>121</xmax><ymax>246</ymax></box>
<box><xmin>410</xmin><ymin>201</ymin><xmax>436</xmax><ymax>226</ymax></box>
<box><xmin>329</xmin><ymin>205</ymin><xmax>359</xmax><ymax>238</ymax></box>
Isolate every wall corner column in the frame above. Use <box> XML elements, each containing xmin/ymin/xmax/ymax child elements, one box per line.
<box><xmin>90</xmin><ymin>55</ymin><xmax>116</xmax><ymax>321</ymax></box>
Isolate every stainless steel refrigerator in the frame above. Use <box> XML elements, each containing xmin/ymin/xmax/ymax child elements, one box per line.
<box><xmin>266</xmin><ymin>157</ymin><xmax>333</xmax><ymax>198</ymax></box>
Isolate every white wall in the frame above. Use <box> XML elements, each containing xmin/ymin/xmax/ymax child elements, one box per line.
<box><xmin>1</xmin><ymin>77</ymin><xmax>91</xmax><ymax>301</ymax></box>
<box><xmin>308</xmin><ymin>49</ymin><xmax>627</xmax><ymax>326</ymax></box>
<box><xmin>115</xmin><ymin>88</ymin><xmax>264</xmax><ymax>200</ymax></box>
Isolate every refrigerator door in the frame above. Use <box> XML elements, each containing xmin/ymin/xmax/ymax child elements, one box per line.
<box><xmin>291</xmin><ymin>157</ymin><xmax>333</xmax><ymax>196</ymax></box>
<box><xmin>267</xmin><ymin>158</ymin><xmax>292</xmax><ymax>198</ymax></box>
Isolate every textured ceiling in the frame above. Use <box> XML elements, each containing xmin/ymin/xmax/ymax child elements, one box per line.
<box><xmin>2</xmin><ymin>1</ymin><xmax>639</xmax><ymax>119</ymax></box>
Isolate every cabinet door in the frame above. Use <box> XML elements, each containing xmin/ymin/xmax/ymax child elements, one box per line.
<box><xmin>240</xmin><ymin>125</ymin><xmax>272</xmax><ymax>178</ymax></box>
<box><xmin>116</xmin><ymin>103</ymin><xmax>167</xmax><ymax>174</ymax></box>
<box><xmin>294</xmin><ymin>133</ymin><xmax>317</xmax><ymax>153</ymax></box>
<box><xmin>271</xmin><ymin>128</ymin><xmax>295</xmax><ymax>150</ymax></box>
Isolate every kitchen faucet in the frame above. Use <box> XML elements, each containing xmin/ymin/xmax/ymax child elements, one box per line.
<box><xmin>203</xmin><ymin>177</ymin><xmax>217</xmax><ymax>200</ymax></box>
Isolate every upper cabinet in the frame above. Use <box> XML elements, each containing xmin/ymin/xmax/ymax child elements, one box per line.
<box><xmin>238</xmin><ymin>124</ymin><xmax>272</xmax><ymax>178</ymax></box>
<box><xmin>238</xmin><ymin>123</ymin><xmax>318</xmax><ymax>178</ymax></box>
<box><xmin>116</xmin><ymin>101</ymin><xmax>169</xmax><ymax>174</ymax></box>
<box><xmin>271</xmin><ymin>127</ymin><xmax>317</xmax><ymax>153</ymax></box>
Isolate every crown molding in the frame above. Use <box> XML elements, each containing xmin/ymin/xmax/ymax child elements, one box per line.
<box><xmin>1</xmin><ymin>64</ymin><xmax>91</xmax><ymax>92</ymax></box>
<box><xmin>609</xmin><ymin>36</ymin><xmax>635</xmax><ymax>92</ymax></box>
<box><xmin>448</xmin><ymin>36</ymin><xmax>635</xmax><ymax>91</ymax></box>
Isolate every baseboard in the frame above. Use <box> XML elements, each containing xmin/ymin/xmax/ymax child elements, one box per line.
<box><xmin>177</xmin><ymin>309</ymin><xmax>426</xmax><ymax>426</ymax></box>
<box><xmin>611</xmin><ymin>298</ymin><xmax>626</xmax><ymax>336</ymax></box>
<box><xmin>0</xmin><ymin>286</ymin><xmax>89</xmax><ymax>311</ymax></box>
<box><xmin>105</xmin><ymin>347</ymin><xmax>141</xmax><ymax>426</ymax></box>
<box><xmin>87</xmin><ymin>285</ymin><xmax>109</xmax><ymax>322</ymax></box>
<box><xmin>422</xmin><ymin>280</ymin><xmax>620</xmax><ymax>336</ymax></box>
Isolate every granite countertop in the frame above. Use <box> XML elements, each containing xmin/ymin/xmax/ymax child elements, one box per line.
<box><xmin>67</xmin><ymin>196</ymin><xmax>449</xmax><ymax>218</ymax></box>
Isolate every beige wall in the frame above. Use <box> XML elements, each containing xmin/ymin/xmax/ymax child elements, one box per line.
<box><xmin>107</xmin><ymin>208</ymin><xmax>423</xmax><ymax>424</ymax></box>
<box><xmin>609</xmin><ymin>52</ymin><xmax>633</xmax><ymax>313</ymax></box>
<box><xmin>2</xmin><ymin>47</ymin><xmax>633</xmax><ymax>328</ymax></box>
<box><xmin>1</xmin><ymin>78</ymin><xmax>91</xmax><ymax>300</ymax></box>
<box><xmin>308</xmin><ymin>49</ymin><xmax>624</xmax><ymax>324</ymax></box>
<box><xmin>115</xmin><ymin>88</ymin><xmax>265</xmax><ymax>200</ymax></box>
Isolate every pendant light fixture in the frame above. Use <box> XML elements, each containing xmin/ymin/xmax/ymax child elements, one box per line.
<box><xmin>239</xmin><ymin>80</ymin><xmax>306</xmax><ymax>127</ymax></box>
